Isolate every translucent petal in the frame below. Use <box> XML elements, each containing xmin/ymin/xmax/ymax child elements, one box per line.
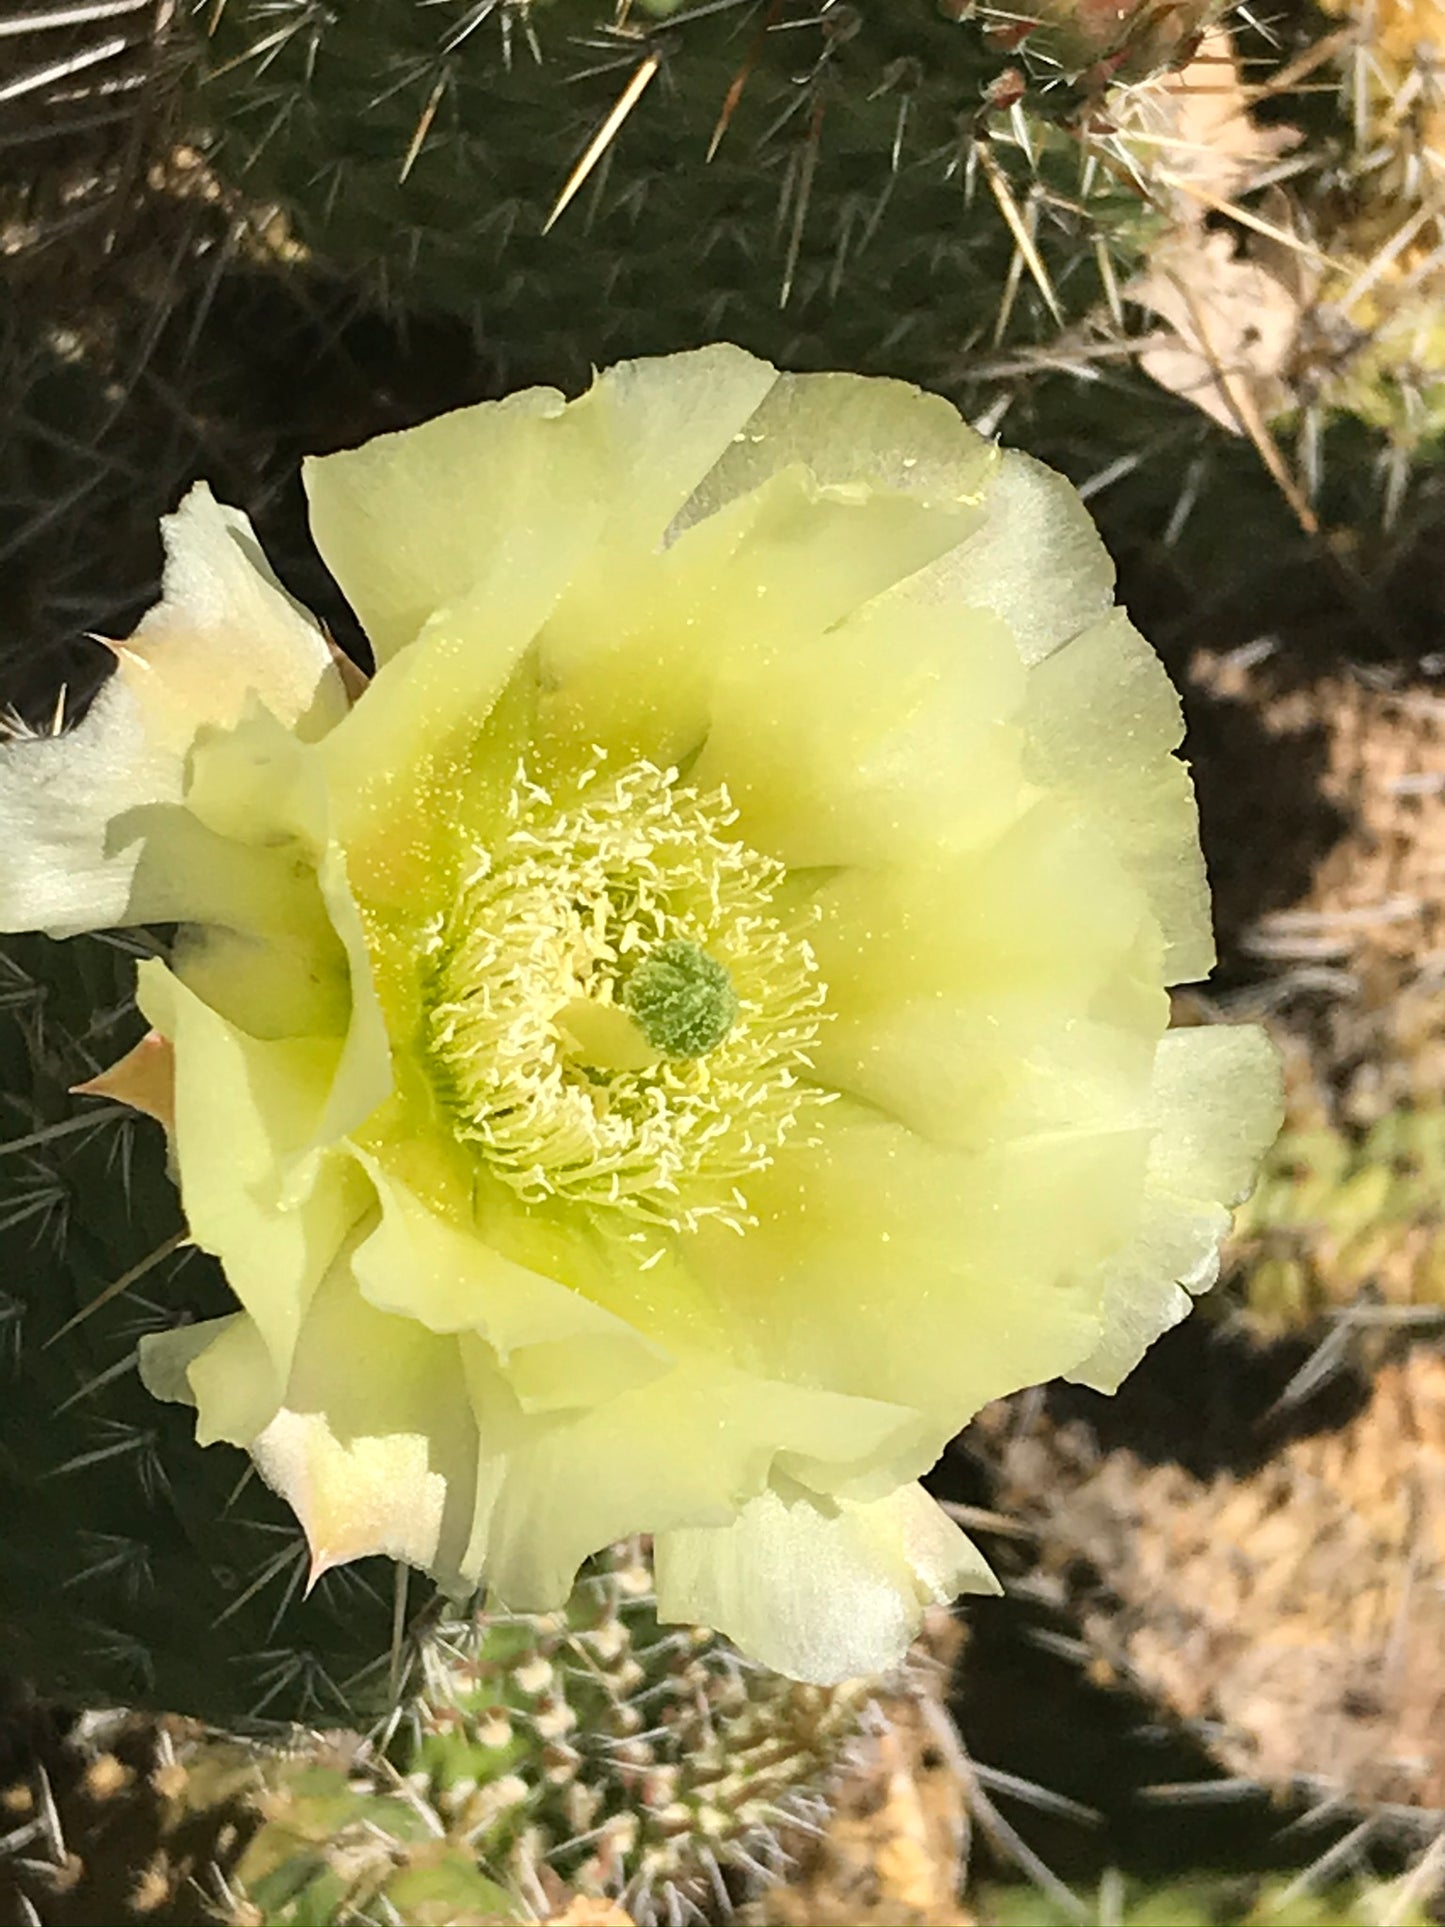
<box><xmin>809</xmin><ymin>800</ymin><xmax>1163</xmax><ymax>1023</ymax></box>
<box><xmin>0</xmin><ymin>682</ymin><xmax>166</xmax><ymax>939</ymax></box>
<box><xmin>512</xmin><ymin>360</ymin><xmax>995</xmax><ymax>787</ymax></box>
<box><xmin>187</xmin><ymin>1313</ymin><xmax>284</xmax><ymax>1448</ymax></box>
<box><xmin>461</xmin><ymin>1345</ymin><xmax>925</xmax><ymax>1611</ymax></box>
<box><xmin>564</xmin><ymin>344</ymin><xmax>781</xmax><ymax>560</ymax></box>
<box><xmin>168</xmin><ymin>917</ymin><xmax>348</xmax><ymax>1045</ymax></box>
<box><xmin>131</xmin><ymin>484</ymin><xmax>348</xmax><ymax>750</ymax></box>
<box><xmin>316</xmin><ymin>545</ymin><xmax>598</xmax><ymax>889</ymax></box>
<box><xmin>136</xmin><ymin>960</ymin><xmax>374</xmax><ymax>1393</ymax></box>
<box><xmin>919</xmin><ymin>448</ymin><xmax>1116</xmax><ymax>667</ymax></box>
<box><xmin>140</xmin><ymin>1312</ymin><xmax>287</xmax><ymax>1456</ymax></box>
<box><xmin>138</xmin><ymin>1315</ymin><xmax>237</xmax><ymax>1407</ymax></box>
<box><xmin>682</xmin><ymin>404</ymin><xmax>1113</xmax><ymax>684</ymax></box>
<box><xmin>689</xmin><ymin>590</ymin><xmax>1028</xmax><ymax>870</ymax></box>
<box><xmin>0</xmin><ymin>485</ymin><xmax>345</xmax><ymax>937</ymax></box>
<box><xmin>304</xmin><ymin>385</ymin><xmax>572</xmax><ymax>662</ymax></box>
<box><xmin>181</xmin><ymin>705</ymin><xmax>327</xmax><ymax>847</ymax></box>
<box><xmin>113</xmin><ymin>711</ymin><xmax>350</xmax><ymax>1042</ymax></box>
<box><xmin>247</xmin><ymin>1256</ymin><xmax>481</xmax><ymax>1590</ymax></box>
<box><xmin>528</xmin><ymin>466</ymin><xmax>978</xmax><ymax>788</ymax></box>
<box><xmin>673</xmin><ymin>366</ymin><xmax>998</xmax><ymax>531</ymax></box>
<box><xmin>1022</xmin><ymin>608</ymin><xmax>1213</xmax><ymax>984</ymax></box>
<box><xmin>453</xmin><ymin>362</ymin><xmax>1004</xmax><ymax>792</ymax></box>
<box><xmin>310</xmin><ymin>842</ymin><xmax>394</xmax><ymax>1148</ymax></box>
<box><xmin>814</xmin><ymin>997</ymin><xmax>1157</xmax><ymax>1153</ymax></box>
<box><xmin>806</xmin><ymin>776</ymin><xmax>1167</xmax><ymax>1153</ymax></box>
<box><xmin>653</xmin><ymin>1481</ymin><xmax>998</xmax><ymax>1685</ymax></box>
<box><xmin>686</xmin><ymin>1109</ymin><xmax>1135</xmax><ymax>1423</ymax></box>
<box><xmin>142</xmin><ymin>709</ymin><xmax>394</xmax><ymax>1135</ymax></box>
<box><xmin>350</xmin><ymin>1102</ymin><xmax>738</xmax><ymax>1358</ymax></box>
<box><xmin>1068</xmin><ymin>1024</ymin><xmax>1283</xmax><ymax>1393</ymax></box>
<box><xmin>303</xmin><ymin>344</ymin><xmax>778</xmax><ymax>665</ymax></box>
<box><xmin>349</xmin><ymin>1156</ymin><xmax>666</xmax><ymax>1408</ymax></box>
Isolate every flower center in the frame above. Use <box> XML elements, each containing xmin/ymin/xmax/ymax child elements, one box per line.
<box><xmin>423</xmin><ymin>760</ymin><xmax>829</xmax><ymax>1231</ymax></box>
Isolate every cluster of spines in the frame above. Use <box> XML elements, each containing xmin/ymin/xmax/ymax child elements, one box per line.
<box><xmin>222</xmin><ymin>1753</ymin><xmax>520</xmax><ymax>1926</ymax></box>
<box><xmin>393</xmin><ymin>1541</ymin><xmax>874</xmax><ymax>1924</ymax></box>
<box><xmin>0</xmin><ymin>0</ymin><xmax>173</xmax><ymax>164</ymax></box>
<box><xmin>0</xmin><ymin>1706</ymin><xmax>519</xmax><ymax>1927</ymax></box>
<box><xmin>1</xmin><ymin>1542</ymin><xmax>883</xmax><ymax>1925</ymax></box>
<box><xmin>0</xmin><ymin>928</ymin><xmax>407</xmax><ymax>1730</ymax></box>
<box><xmin>183</xmin><ymin>0</ymin><xmax>1182</xmax><ymax>387</ymax></box>
<box><xmin>1280</xmin><ymin>0</ymin><xmax>1445</xmax><ymax>467</ymax></box>
<box><xmin>948</xmin><ymin>0</ymin><xmax>1445</xmax><ymax>646</ymax></box>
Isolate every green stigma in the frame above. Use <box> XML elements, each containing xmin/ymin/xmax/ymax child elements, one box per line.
<box><xmin>623</xmin><ymin>939</ymin><xmax>739</xmax><ymax>1059</ymax></box>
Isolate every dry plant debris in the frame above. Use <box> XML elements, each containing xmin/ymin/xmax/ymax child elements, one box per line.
<box><xmin>1192</xmin><ymin>646</ymin><xmax>1445</xmax><ymax>984</ymax></box>
<box><xmin>1124</xmin><ymin>0</ymin><xmax>1445</xmax><ymax>511</ymax></box>
<box><xmin>1122</xmin><ymin>28</ymin><xmax>1304</xmax><ymax>433</ymax></box>
<box><xmin>987</xmin><ymin>1349</ymin><xmax>1445</xmax><ymax>1817</ymax></box>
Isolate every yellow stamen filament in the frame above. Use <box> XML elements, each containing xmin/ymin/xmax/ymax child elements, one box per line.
<box><xmin>424</xmin><ymin>760</ymin><xmax>829</xmax><ymax>1232</ymax></box>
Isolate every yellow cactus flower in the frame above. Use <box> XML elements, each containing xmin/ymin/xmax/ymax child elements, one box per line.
<box><xmin>0</xmin><ymin>347</ymin><xmax>1279</xmax><ymax>1684</ymax></box>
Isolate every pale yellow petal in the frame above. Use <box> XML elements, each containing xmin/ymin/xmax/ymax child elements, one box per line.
<box><xmin>134</xmin><ymin>705</ymin><xmax>395</xmax><ymax>1141</ymax></box>
<box><xmin>673</xmin><ymin>366</ymin><xmax>998</xmax><ymax>530</ymax></box>
<box><xmin>138</xmin><ymin>1315</ymin><xmax>237</xmax><ymax>1408</ymax></box>
<box><xmin>260</xmin><ymin>1409</ymin><xmax>450</xmax><ymax>1583</ymax></box>
<box><xmin>809</xmin><ymin>800</ymin><xmax>1163</xmax><ymax>1025</ymax></box>
<box><xmin>136</xmin><ymin>959</ymin><xmax>374</xmax><ymax>1391</ymax></box>
<box><xmin>349</xmin><ymin>1156</ymin><xmax>666</xmax><ymax>1407</ymax></box>
<box><xmin>135</xmin><ymin>720</ymin><xmax>395</xmax><ymax>1161</ymax></box>
<box><xmin>689</xmin><ymin>592</ymin><xmax>1027</xmax><ymax>870</ymax></box>
<box><xmin>562</xmin><ymin>344</ymin><xmax>781</xmax><ymax>558</ymax></box>
<box><xmin>140</xmin><ymin>1312</ymin><xmax>288</xmax><ymax>1457</ymax></box>
<box><xmin>1022</xmin><ymin>608</ymin><xmax>1213</xmax><ymax>984</ymax></box>
<box><xmin>676</xmin><ymin>388</ymin><xmax>1112</xmax><ymax>668</ymax></box>
<box><xmin>687</xmin><ymin>1110</ymin><xmax>1134</xmax><ymax>1423</ymax></box>
<box><xmin>516</xmin><ymin>359</ymin><xmax>994</xmax><ymax>786</ymax></box>
<box><xmin>249</xmin><ymin>1256</ymin><xmax>480</xmax><ymax>1590</ymax></box>
<box><xmin>181</xmin><ymin>704</ymin><xmax>328</xmax><ymax>848</ymax></box>
<box><xmin>814</xmin><ymin>998</ymin><xmax>1156</xmax><ymax>1153</ymax></box>
<box><xmin>116</xmin><ymin>709</ymin><xmax>344</xmax><ymax>1026</ymax></box>
<box><xmin>653</xmin><ymin>1481</ymin><xmax>998</xmax><ymax>1685</ymax></box>
<box><xmin>0</xmin><ymin>484</ymin><xmax>345</xmax><ymax>939</ymax></box>
<box><xmin>528</xmin><ymin>466</ymin><xmax>980</xmax><ymax>788</ymax></box>
<box><xmin>462</xmin><ymin>1345</ymin><xmax>926</xmax><ymax>1611</ymax></box>
<box><xmin>0</xmin><ymin>707</ymin><xmax>316</xmax><ymax>946</ymax></box>
<box><xmin>1146</xmin><ymin>1025</ymin><xmax>1284</xmax><ymax>1211</ymax></box>
<box><xmin>303</xmin><ymin>345</ymin><xmax>778</xmax><ymax>666</ymax></box>
<box><xmin>123</xmin><ymin>483</ymin><xmax>349</xmax><ymax>750</ymax></box>
<box><xmin>186</xmin><ymin>1312</ymin><xmax>286</xmax><ymax>1447</ymax></box>
<box><xmin>303</xmin><ymin>386</ymin><xmax>571</xmax><ymax>662</ymax></box>
<box><xmin>310</xmin><ymin>842</ymin><xmax>394</xmax><ymax>1146</ymax></box>
<box><xmin>315</xmin><ymin>536</ymin><xmax>598</xmax><ymax>884</ymax></box>
<box><xmin>806</xmin><ymin>776</ymin><xmax>1168</xmax><ymax>1154</ymax></box>
<box><xmin>168</xmin><ymin>915</ymin><xmax>349</xmax><ymax>1045</ymax></box>
<box><xmin>922</xmin><ymin>447</ymin><xmax>1117</xmax><ymax>667</ymax></box>
<box><xmin>1068</xmin><ymin>1024</ymin><xmax>1283</xmax><ymax>1393</ymax></box>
